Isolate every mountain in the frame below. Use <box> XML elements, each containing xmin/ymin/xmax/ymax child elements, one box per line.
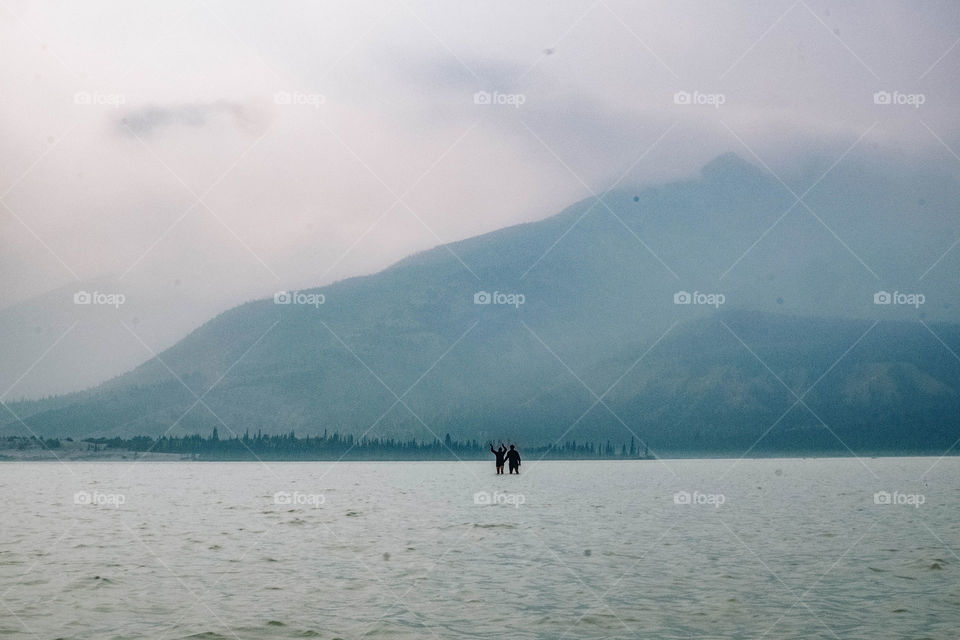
<box><xmin>4</xmin><ymin>153</ymin><xmax>959</xmax><ymax>455</ymax></box>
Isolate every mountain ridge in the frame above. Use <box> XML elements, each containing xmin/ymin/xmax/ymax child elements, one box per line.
<box><xmin>4</xmin><ymin>152</ymin><xmax>960</xmax><ymax>455</ymax></box>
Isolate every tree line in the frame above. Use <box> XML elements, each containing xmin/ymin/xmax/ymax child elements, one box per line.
<box><xmin>3</xmin><ymin>430</ymin><xmax>653</xmax><ymax>460</ymax></box>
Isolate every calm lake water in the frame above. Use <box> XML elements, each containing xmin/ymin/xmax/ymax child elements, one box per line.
<box><xmin>0</xmin><ymin>458</ymin><xmax>957</xmax><ymax>639</ymax></box>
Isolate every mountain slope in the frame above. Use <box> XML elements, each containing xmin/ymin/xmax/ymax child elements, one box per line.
<box><xmin>5</xmin><ymin>153</ymin><xmax>960</xmax><ymax>455</ymax></box>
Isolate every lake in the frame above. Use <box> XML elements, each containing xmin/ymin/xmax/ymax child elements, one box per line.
<box><xmin>0</xmin><ymin>457</ymin><xmax>957</xmax><ymax>639</ymax></box>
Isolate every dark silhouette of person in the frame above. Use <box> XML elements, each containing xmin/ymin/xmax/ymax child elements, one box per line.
<box><xmin>506</xmin><ymin>444</ymin><xmax>521</xmax><ymax>474</ymax></box>
<box><xmin>490</xmin><ymin>443</ymin><xmax>506</xmax><ymax>474</ymax></box>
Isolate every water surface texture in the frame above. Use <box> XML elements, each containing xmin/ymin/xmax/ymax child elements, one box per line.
<box><xmin>1</xmin><ymin>458</ymin><xmax>957</xmax><ymax>639</ymax></box>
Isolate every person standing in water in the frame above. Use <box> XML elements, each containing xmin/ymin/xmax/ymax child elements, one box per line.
<box><xmin>506</xmin><ymin>444</ymin><xmax>521</xmax><ymax>474</ymax></box>
<box><xmin>490</xmin><ymin>442</ymin><xmax>507</xmax><ymax>474</ymax></box>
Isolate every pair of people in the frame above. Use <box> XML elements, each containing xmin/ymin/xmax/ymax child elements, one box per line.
<box><xmin>489</xmin><ymin>442</ymin><xmax>521</xmax><ymax>474</ymax></box>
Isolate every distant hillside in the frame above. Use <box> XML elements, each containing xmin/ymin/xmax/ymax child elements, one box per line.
<box><xmin>4</xmin><ymin>154</ymin><xmax>959</xmax><ymax>455</ymax></box>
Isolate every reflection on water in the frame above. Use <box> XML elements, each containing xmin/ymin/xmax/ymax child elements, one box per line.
<box><xmin>0</xmin><ymin>458</ymin><xmax>957</xmax><ymax>639</ymax></box>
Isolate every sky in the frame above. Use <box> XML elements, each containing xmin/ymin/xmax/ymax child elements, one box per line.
<box><xmin>1</xmin><ymin>0</ymin><xmax>959</xmax><ymax>397</ymax></box>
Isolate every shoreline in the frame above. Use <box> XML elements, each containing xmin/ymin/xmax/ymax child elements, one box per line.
<box><xmin>1</xmin><ymin>449</ymin><xmax>954</xmax><ymax>462</ymax></box>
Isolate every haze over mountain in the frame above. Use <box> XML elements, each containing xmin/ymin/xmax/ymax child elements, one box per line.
<box><xmin>4</xmin><ymin>153</ymin><xmax>959</xmax><ymax>455</ymax></box>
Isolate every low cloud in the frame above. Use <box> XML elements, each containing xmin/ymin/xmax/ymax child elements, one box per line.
<box><xmin>117</xmin><ymin>100</ymin><xmax>271</xmax><ymax>137</ymax></box>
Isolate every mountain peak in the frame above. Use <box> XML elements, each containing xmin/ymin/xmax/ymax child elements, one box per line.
<box><xmin>700</xmin><ymin>152</ymin><xmax>765</xmax><ymax>182</ymax></box>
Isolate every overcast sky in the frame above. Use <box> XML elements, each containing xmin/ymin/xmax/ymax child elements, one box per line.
<box><xmin>2</xmin><ymin>0</ymin><xmax>959</xmax><ymax>396</ymax></box>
